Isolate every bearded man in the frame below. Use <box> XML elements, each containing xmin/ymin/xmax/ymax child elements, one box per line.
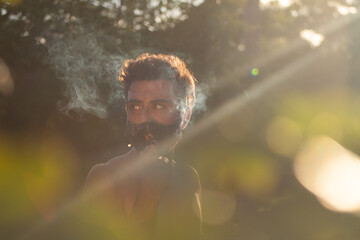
<box><xmin>85</xmin><ymin>53</ymin><xmax>202</xmax><ymax>240</ymax></box>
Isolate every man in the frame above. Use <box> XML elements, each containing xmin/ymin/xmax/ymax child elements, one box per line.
<box><xmin>85</xmin><ymin>53</ymin><xmax>202</xmax><ymax>240</ymax></box>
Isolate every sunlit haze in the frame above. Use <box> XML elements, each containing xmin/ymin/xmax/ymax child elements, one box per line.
<box><xmin>300</xmin><ymin>29</ymin><xmax>325</xmax><ymax>47</ymax></box>
<box><xmin>261</xmin><ymin>0</ymin><xmax>296</xmax><ymax>8</ymax></box>
<box><xmin>328</xmin><ymin>1</ymin><xmax>358</xmax><ymax>15</ymax></box>
<box><xmin>3</xmin><ymin>0</ymin><xmax>360</xmax><ymax>239</ymax></box>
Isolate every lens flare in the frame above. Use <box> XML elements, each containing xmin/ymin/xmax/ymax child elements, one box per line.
<box><xmin>251</xmin><ymin>68</ymin><xmax>259</xmax><ymax>77</ymax></box>
<box><xmin>294</xmin><ymin>136</ymin><xmax>360</xmax><ymax>213</ymax></box>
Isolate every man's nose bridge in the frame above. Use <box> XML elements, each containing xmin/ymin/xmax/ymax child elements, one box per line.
<box><xmin>140</xmin><ymin>106</ymin><xmax>153</xmax><ymax>123</ymax></box>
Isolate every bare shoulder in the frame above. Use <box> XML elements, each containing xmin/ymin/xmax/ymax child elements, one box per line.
<box><xmin>170</xmin><ymin>162</ymin><xmax>202</xmax><ymax>220</ymax></box>
<box><xmin>173</xmin><ymin>162</ymin><xmax>201</xmax><ymax>192</ymax></box>
<box><xmin>85</xmin><ymin>163</ymin><xmax>111</xmax><ymax>186</ymax></box>
<box><xmin>86</xmin><ymin>149</ymin><xmax>136</xmax><ymax>184</ymax></box>
<box><xmin>175</xmin><ymin>163</ymin><xmax>200</xmax><ymax>180</ymax></box>
<box><xmin>106</xmin><ymin>148</ymin><xmax>136</xmax><ymax>168</ymax></box>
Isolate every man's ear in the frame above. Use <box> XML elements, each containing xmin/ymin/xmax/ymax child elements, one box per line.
<box><xmin>180</xmin><ymin>106</ymin><xmax>192</xmax><ymax>130</ymax></box>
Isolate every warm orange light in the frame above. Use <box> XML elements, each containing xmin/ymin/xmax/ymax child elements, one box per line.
<box><xmin>294</xmin><ymin>136</ymin><xmax>360</xmax><ymax>213</ymax></box>
<box><xmin>0</xmin><ymin>58</ymin><xmax>14</xmax><ymax>96</ymax></box>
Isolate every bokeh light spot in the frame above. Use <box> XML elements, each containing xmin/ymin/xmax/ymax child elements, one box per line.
<box><xmin>260</xmin><ymin>0</ymin><xmax>295</xmax><ymax>8</ymax></box>
<box><xmin>300</xmin><ymin>29</ymin><xmax>325</xmax><ymax>47</ymax></box>
<box><xmin>294</xmin><ymin>136</ymin><xmax>360</xmax><ymax>213</ymax></box>
<box><xmin>23</xmin><ymin>137</ymin><xmax>79</xmax><ymax>222</ymax></box>
<box><xmin>217</xmin><ymin>152</ymin><xmax>279</xmax><ymax>198</ymax></box>
<box><xmin>198</xmin><ymin>189</ymin><xmax>236</xmax><ymax>225</ymax></box>
<box><xmin>266</xmin><ymin>116</ymin><xmax>303</xmax><ymax>157</ymax></box>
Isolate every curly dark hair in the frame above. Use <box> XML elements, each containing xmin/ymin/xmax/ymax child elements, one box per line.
<box><xmin>119</xmin><ymin>53</ymin><xmax>197</xmax><ymax>107</ymax></box>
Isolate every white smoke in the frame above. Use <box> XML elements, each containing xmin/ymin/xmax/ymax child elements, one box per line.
<box><xmin>193</xmin><ymin>81</ymin><xmax>210</xmax><ymax>115</ymax></box>
<box><xmin>48</xmin><ymin>33</ymin><xmax>209</xmax><ymax>120</ymax></box>
<box><xmin>48</xmin><ymin>33</ymin><xmax>125</xmax><ymax>118</ymax></box>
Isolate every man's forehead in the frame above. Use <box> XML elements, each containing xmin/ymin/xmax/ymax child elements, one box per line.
<box><xmin>127</xmin><ymin>80</ymin><xmax>176</xmax><ymax>100</ymax></box>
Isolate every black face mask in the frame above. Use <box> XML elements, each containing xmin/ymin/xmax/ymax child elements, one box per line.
<box><xmin>126</xmin><ymin>121</ymin><xmax>182</xmax><ymax>152</ymax></box>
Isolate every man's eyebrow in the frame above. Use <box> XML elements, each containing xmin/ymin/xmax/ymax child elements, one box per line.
<box><xmin>150</xmin><ymin>99</ymin><xmax>172</xmax><ymax>104</ymax></box>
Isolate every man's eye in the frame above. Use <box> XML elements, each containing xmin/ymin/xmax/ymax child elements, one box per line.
<box><xmin>154</xmin><ymin>104</ymin><xmax>165</xmax><ymax>110</ymax></box>
<box><xmin>128</xmin><ymin>104</ymin><xmax>141</xmax><ymax>111</ymax></box>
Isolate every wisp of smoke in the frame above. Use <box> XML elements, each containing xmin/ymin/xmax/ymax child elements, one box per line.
<box><xmin>48</xmin><ymin>32</ymin><xmax>209</xmax><ymax>120</ymax></box>
<box><xmin>48</xmin><ymin>33</ymin><xmax>125</xmax><ymax>118</ymax></box>
<box><xmin>188</xmin><ymin>71</ymin><xmax>215</xmax><ymax>123</ymax></box>
<box><xmin>172</xmin><ymin>75</ymin><xmax>209</xmax><ymax>125</ymax></box>
<box><xmin>193</xmin><ymin>81</ymin><xmax>210</xmax><ymax>115</ymax></box>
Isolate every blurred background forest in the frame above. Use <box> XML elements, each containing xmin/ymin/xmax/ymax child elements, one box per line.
<box><xmin>2</xmin><ymin>0</ymin><xmax>360</xmax><ymax>239</ymax></box>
